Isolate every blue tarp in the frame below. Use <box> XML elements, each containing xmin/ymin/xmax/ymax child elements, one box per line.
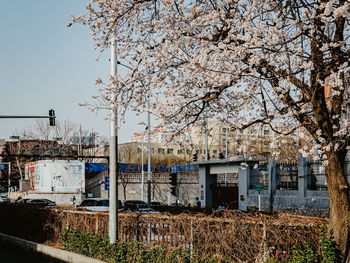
<box><xmin>86</xmin><ymin>162</ymin><xmax>198</xmax><ymax>173</ymax></box>
<box><xmin>85</xmin><ymin>163</ymin><xmax>108</xmax><ymax>172</ymax></box>
<box><xmin>171</xmin><ymin>164</ymin><xmax>199</xmax><ymax>173</ymax></box>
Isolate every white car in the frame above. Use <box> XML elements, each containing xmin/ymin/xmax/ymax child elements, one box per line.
<box><xmin>77</xmin><ymin>198</ymin><xmax>122</xmax><ymax>212</ymax></box>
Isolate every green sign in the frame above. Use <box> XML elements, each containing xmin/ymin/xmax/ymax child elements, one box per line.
<box><xmin>254</xmin><ymin>184</ymin><xmax>265</xmax><ymax>190</ymax></box>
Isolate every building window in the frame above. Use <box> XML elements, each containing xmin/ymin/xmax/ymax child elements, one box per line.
<box><xmin>250</xmin><ymin>129</ymin><xmax>257</xmax><ymax>135</ymax></box>
<box><xmin>158</xmin><ymin>148</ymin><xmax>165</xmax><ymax>154</ymax></box>
<box><xmin>177</xmin><ymin>149</ymin><xmax>184</xmax><ymax>154</ymax></box>
<box><xmin>264</xmin><ymin>130</ymin><xmax>270</xmax><ymax>135</ymax></box>
<box><xmin>167</xmin><ymin>148</ymin><xmax>174</xmax><ymax>154</ymax></box>
<box><xmin>222</xmin><ymin>127</ymin><xmax>228</xmax><ymax>133</ymax></box>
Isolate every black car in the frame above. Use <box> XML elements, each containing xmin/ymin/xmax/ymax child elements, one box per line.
<box><xmin>15</xmin><ymin>198</ymin><xmax>31</xmax><ymax>204</ymax></box>
<box><xmin>169</xmin><ymin>202</ymin><xmax>185</xmax><ymax>207</ymax></box>
<box><xmin>150</xmin><ymin>201</ymin><xmax>163</xmax><ymax>207</ymax></box>
<box><xmin>122</xmin><ymin>200</ymin><xmax>148</xmax><ymax>210</ymax></box>
<box><xmin>26</xmin><ymin>199</ymin><xmax>56</xmax><ymax>206</ymax></box>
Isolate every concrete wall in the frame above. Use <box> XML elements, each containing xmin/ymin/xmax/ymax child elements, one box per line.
<box><xmin>12</xmin><ymin>191</ymin><xmax>84</xmax><ymax>205</ymax></box>
<box><xmin>85</xmin><ymin>174</ymin><xmax>199</xmax><ymax>206</ymax></box>
<box><xmin>84</xmin><ymin>157</ymin><xmax>348</xmax><ymax>213</ymax></box>
<box><xmin>244</xmin><ymin>157</ymin><xmax>340</xmax><ymax>212</ymax></box>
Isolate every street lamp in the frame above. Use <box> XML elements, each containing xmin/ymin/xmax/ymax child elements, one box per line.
<box><xmin>147</xmin><ymin>101</ymin><xmax>151</xmax><ymax>207</ymax></box>
<box><xmin>137</xmin><ymin>123</ymin><xmax>148</xmax><ymax>202</ymax></box>
<box><xmin>116</xmin><ymin>60</ymin><xmax>152</xmax><ymax>206</ymax></box>
<box><xmin>109</xmin><ymin>33</ymin><xmax>118</xmax><ymax>244</ymax></box>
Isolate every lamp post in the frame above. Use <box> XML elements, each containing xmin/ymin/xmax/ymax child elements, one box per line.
<box><xmin>147</xmin><ymin>100</ymin><xmax>151</xmax><ymax>207</ymax></box>
<box><xmin>109</xmin><ymin>33</ymin><xmax>118</xmax><ymax>244</ymax></box>
<box><xmin>115</xmin><ymin>60</ymin><xmax>152</xmax><ymax>206</ymax></box>
<box><xmin>141</xmin><ymin>132</ymin><xmax>145</xmax><ymax>201</ymax></box>
<box><xmin>205</xmin><ymin>120</ymin><xmax>208</xmax><ymax>161</ymax></box>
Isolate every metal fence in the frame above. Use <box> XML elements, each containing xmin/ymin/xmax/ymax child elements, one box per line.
<box><xmin>58</xmin><ymin>209</ymin><xmax>327</xmax><ymax>262</ymax></box>
<box><xmin>278</xmin><ymin>163</ymin><xmax>298</xmax><ymax>190</ymax></box>
<box><xmin>307</xmin><ymin>161</ymin><xmax>350</xmax><ymax>191</ymax></box>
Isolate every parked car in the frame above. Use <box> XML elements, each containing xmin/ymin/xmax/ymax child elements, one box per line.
<box><xmin>77</xmin><ymin>198</ymin><xmax>122</xmax><ymax>212</ymax></box>
<box><xmin>150</xmin><ymin>201</ymin><xmax>163</xmax><ymax>207</ymax></box>
<box><xmin>15</xmin><ymin>198</ymin><xmax>31</xmax><ymax>204</ymax></box>
<box><xmin>0</xmin><ymin>196</ymin><xmax>10</xmax><ymax>203</ymax></box>
<box><xmin>169</xmin><ymin>202</ymin><xmax>185</xmax><ymax>207</ymax></box>
<box><xmin>122</xmin><ymin>200</ymin><xmax>148</xmax><ymax>211</ymax></box>
<box><xmin>135</xmin><ymin>208</ymin><xmax>159</xmax><ymax>215</ymax></box>
<box><xmin>26</xmin><ymin>199</ymin><xmax>56</xmax><ymax>206</ymax></box>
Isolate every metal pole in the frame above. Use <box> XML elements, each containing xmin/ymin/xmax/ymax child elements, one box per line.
<box><xmin>79</xmin><ymin>125</ymin><xmax>82</xmax><ymax>156</ymax></box>
<box><xmin>147</xmin><ymin>102</ymin><xmax>151</xmax><ymax>207</ymax></box>
<box><xmin>7</xmin><ymin>163</ymin><xmax>11</xmax><ymax>198</ymax></box>
<box><xmin>205</xmin><ymin>120</ymin><xmax>208</xmax><ymax>161</ymax></box>
<box><xmin>176</xmin><ymin>173</ymin><xmax>179</xmax><ymax>205</ymax></box>
<box><xmin>225</xmin><ymin>127</ymin><xmax>228</xmax><ymax>159</ymax></box>
<box><xmin>141</xmin><ymin>134</ymin><xmax>144</xmax><ymax>201</ymax></box>
<box><xmin>109</xmin><ymin>33</ymin><xmax>118</xmax><ymax>244</ymax></box>
<box><xmin>258</xmin><ymin>192</ymin><xmax>261</xmax><ymax>211</ymax></box>
<box><xmin>0</xmin><ymin>115</ymin><xmax>53</xmax><ymax>119</ymax></box>
<box><xmin>224</xmin><ymin>126</ymin><xmax>228</xmax><ymax>184</ymax></box>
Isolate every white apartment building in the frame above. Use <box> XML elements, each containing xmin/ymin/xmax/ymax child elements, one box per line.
<box><xmin>129</xmin><ymin>122</ymin><xmax>300</xmax><ymax>162</ymax></box>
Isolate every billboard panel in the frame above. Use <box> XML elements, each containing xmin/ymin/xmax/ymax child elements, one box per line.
<box><xmin>25</xmin><ymin>160</ymin><xmax>85</xmax><ymax>193</ymax></box>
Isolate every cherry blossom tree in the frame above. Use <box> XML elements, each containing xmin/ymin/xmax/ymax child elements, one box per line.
<box><xmin>71</xmin><ymin>0</ymin><xmax>350</xmax><ymax>258</ymax></box>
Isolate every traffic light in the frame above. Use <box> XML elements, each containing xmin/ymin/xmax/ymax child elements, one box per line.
<box><xmin>169</xmin><ymin>172</ymin><xmax>177</xmax><ymax>196</ymax></box>
<box><xmin>193</xmin><ymin>153</ymin><xmax>198</xmax><ymax>162</ymax></box>
<box><xmin>49</xmin><ymin>109</ymin><xmax>56</xmax><ymax>126</ymax></box>
<box><xmin>169</xmin><ymin>172</ymin><xmax>177</xmax><ymax>186</ymax></box>
<box><xmin>170</xmin><ymin>186</ymin><xmax>177</xmax><ymax>196</ymax></box>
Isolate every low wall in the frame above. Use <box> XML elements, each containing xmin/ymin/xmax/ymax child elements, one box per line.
<box><xmin>11</xmin><ymin>191</ymin><xmax>84</xmax><ymax>205</ymax></box>
<box><xmin>0</xmin><ymin>232</ymin><xmax>105</xmax><ymax>263</ymax></box>
<box><xmin>246</xmin><ymin>189</ymin><xmax>330</xmax><ymax>217</ymax></box>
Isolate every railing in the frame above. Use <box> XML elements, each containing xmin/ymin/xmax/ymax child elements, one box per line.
<box><xmin>278</xmin><ymin>163</ymin><xmax>298</xmax><ymax>190</ymax></box>
<box><xmin>58</xmin><ymin>209</ymin><xmax>327</xmax><ymax>262</ymax></box>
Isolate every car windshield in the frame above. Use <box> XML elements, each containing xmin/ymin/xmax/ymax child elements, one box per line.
<box><xmin>97</xmin><ymin>200</ymin><xmax>109</xmax><ymax>206</ymax></box>
<box><xmin>80</xmin><ymin>199</ymin><xmax>109</xmax><ymax>207</ymax></box>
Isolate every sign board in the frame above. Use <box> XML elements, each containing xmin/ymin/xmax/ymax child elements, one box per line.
<box><xmin>0</xmin><ymin>164</ymin><xmax>4</xmax><ymax>170</ymax></box>
<box><xmin>105</xmin><ymin>176</ymin><xmax>109</xmax><ymax>191</ymax></box>
<box><xmin>24</xmin><ymin>160</ymin><xmax>84</xmax><ymax>192</ymax></box>
<box><xmin>254</xmin><ymin>184</ymin><xmax>265</xmax><ymax>190</ymax></box>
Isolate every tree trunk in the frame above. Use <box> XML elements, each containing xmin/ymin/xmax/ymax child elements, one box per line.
<box><xmin>326</xmin><ymin>153</ymin><xmax>350</xmax><ymax>262</ymax></box>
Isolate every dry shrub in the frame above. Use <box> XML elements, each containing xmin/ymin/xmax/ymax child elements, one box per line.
<box><xmin>55</xmin><ymin>209</ymin><xmax>327</xmax><ymax>262</ymax></box>
<box><xmin>0</xmin><ymin>204</ymin><xmax>327</xmax><ymax>262</ymax></box>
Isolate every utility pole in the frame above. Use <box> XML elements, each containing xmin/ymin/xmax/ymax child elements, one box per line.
<box><xmin>141</xmin><ymin>133</ymin><xmax>144</xmax><ymax>201</ymax></box>
<box><xmin>205</xmin><ymin>120</ymin><xmax>209</xmax><ymax>161</ymax></box>
<box><xmin>78</xmin><ymin>125</ymin><xmax>82</xmax><ymax>156</ymax></box>
<box><xmin>225</xmin><ymin>126</ymin><xmax>228</xmax><ymax>184</ymax></box>
<box><xmin>147</xmin><ymin>100</ymin><xmax>151</xmax><ymax>207</ymax></box>
<box><xmin>109</xmin><ymin>33</ymin><xmax>118</xmax><ymax>244</ymax></box>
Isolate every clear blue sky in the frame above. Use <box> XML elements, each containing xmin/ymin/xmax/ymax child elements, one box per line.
<box><xmin>0</xmin><ymin>0</ymin><xmax>142</xmax><ymax>143</ymax></box>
